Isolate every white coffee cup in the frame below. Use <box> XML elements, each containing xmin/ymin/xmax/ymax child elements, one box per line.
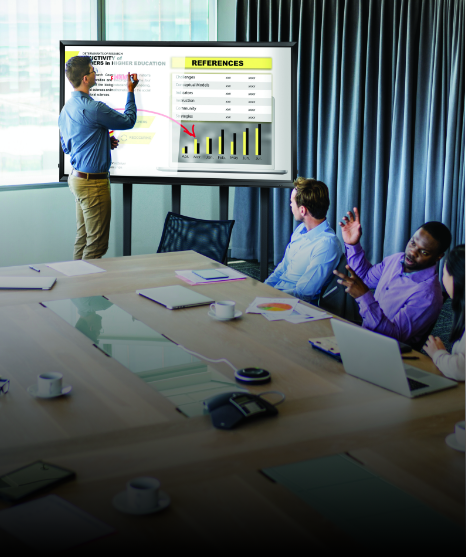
<box><xmin>126</xmin><ymin>477</ymin><xmax>160</xmax><ymax>512</ymax></box>
<box><xmin>455</xmin><ymin>420</ymin><xmax>465</xmax><ymax>449</ymax></box>
<box><xmin>37</xmin><ymin>372</ymin><xmax>63</xmax><ymax>397</ymax></box>
<box><xmin>210</xmin><ymin>300</ymin><xmax>235</xmax><ymax>319</ymax></box>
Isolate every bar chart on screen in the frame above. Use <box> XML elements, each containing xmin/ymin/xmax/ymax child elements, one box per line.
<box><xmin>171</xmin><ymin>73</ymin><xmax>273</xmax><ymax>168</ymax></box>
<box><xmin>176</xmin><ymin>122</ymin><xmax>272</xmax><ymax>166</ymax></box>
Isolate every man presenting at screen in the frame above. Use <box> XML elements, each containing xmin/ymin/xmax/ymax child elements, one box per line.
<box><xmin>59</xmin><ymin>56</ymin><xmax>138</xmax><ymax>259</ymax></box>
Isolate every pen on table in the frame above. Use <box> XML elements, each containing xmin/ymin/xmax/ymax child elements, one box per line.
<box><xmin>402</xmin><ymin>356</ymin><xmax>419</xmax><ymax>360</ymax></box>
<box><xmin>29</xmin><ymin>266</ymin><xmax>40</xmax><ymax>272</ymax></box>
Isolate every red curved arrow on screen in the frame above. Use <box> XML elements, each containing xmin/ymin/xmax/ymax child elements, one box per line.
<box><xmin>114</xmin><ymin>108</ymin><xmax>196</xmax><ymax>138</ymax></box>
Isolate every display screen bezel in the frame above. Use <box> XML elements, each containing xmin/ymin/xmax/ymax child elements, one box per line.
<box><xmin>59</xmin><ymin>40</ymin><xmax>297</xmax><ymax>188</ymax></box>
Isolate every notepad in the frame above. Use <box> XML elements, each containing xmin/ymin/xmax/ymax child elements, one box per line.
<box><xmin>47</xmin><ymin>261</ymin><xmax>105</xmax><ymax>277</ymax></box>
<box><xmin>0</xmin><ymin>495</ymin><xmax>115</xmax><ymax>552</ymax></box>
<box><xmin>0</xmin><ymin>277</ymin><xmax>56</xmax><ymax>290</ymax></box>
<box><xmin>262</xmin><ymin>454</ymin><xmax>465</xmax><ymax>551</ymax></box>
<box><xmin>175</xmin><ymin>268</ymin><xmax>247</xmax><ymax>285</ymax></box>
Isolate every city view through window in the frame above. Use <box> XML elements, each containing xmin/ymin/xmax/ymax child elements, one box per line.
<box><xmin>0</xmin><ymin>0</ymin><xmax>211</xmax><ymax>186</ymax></box>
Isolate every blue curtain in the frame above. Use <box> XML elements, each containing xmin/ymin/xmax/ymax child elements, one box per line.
<box><xmin>231</xmin><ymin>0</ymin><xmax>465</xmax><ymax>267</ymax></box>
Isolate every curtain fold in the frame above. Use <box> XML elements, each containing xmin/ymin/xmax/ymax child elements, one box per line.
<box><xmin>231</xmin><ymin>0</ymin><xmax>465</xmax><ymax>267</ymax></box>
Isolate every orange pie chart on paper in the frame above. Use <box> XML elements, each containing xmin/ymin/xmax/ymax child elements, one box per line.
<box><xmin>257</xmin><ymin>302</ymin><xmax>293</xmax><ymax>312</ymax></box>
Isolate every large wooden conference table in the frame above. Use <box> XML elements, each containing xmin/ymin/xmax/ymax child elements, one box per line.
<box><xmin>0</xmin><ymin>252</ymin><xmax>464</xmax><ymax>552</ymax></box>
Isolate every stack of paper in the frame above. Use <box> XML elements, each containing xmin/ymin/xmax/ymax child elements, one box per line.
<box><xmin>47</xmin><ymin>260</ymin><xmax>105</xmax><ymax>277</ymax></box>
<box><xmin>246</xmin><ymin>297</ymin><xmax>331</xmax><ymax>324</ymax></box>
<box><xmin>281</xmin><ymin>303</ymin><xmax>332</xmax><ymax>324</ymax></box>
<box><xmin>176</xmin><ymin>268</ymin><xmax>247</xmax><ymax>285</ymax></box>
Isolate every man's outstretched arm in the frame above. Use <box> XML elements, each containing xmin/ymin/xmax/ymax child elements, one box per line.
<box><xmin>334</xmin><ymin>265</ymin><xmax>440</xmax><ymax>343</ymax></box>
<box><xmin>95</xmin><ymin>73</ymin><xmax>139</xmax><ymax>130</ymax></box>
<box><xmin>339</xmin><ymin>207</ymin><xmax>385</xmax><ymax>288</ymax></box>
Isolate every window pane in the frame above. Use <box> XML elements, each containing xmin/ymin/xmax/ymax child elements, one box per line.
<box><xmin>1</xmin><ymin>0</ymin><xmax>212</xmax><ymax>186</ymax></box>
<box><xmin>106</xmin><ymin>0</ymin><xmax>210</xmax><ymax>42</ymax></box>
<box><xmin>0</xmin><ymin>0</ymin><xmax>96</xmax><ymax>186</ymax></box>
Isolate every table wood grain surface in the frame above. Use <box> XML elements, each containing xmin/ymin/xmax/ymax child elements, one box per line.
<box><xmin>0</xmin><ymin>252</ymin><xmax>463</xmax><ymax>551</ymax></box>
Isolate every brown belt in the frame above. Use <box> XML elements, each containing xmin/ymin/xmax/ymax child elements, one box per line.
<box><xmin>71</xmin><ymin>169</ymin><xmax>108</xmax><ymax>180</ymax></box>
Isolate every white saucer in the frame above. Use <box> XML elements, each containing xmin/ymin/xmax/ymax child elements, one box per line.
<box><xmin>445</xmin><ymin>433</ymin><xmax>465</xmax><ymax>452</ymax></box>
<box><xmin>112</xmin><ymin>490</ymin><xmax>171</xmax><ymax>515</ymax></box>
<box><xmin>27</xmin><ymin>385</ymin><xmax>72</xmax><ymax>398</ymax></box>
<box><xmin>208</xmin><ymin>310</ymin><xmax>242</xmax><ymax>322</ymax></box>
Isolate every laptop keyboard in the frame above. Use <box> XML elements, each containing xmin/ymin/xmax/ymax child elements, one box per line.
<box><xmin>407</xmin><ymin>377</ymin><xmax>429</xmax><ymax>391</ymax></box>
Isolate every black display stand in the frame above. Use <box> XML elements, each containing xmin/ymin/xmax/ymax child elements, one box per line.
<box><xmin>121</xmin><ymin>184</ymin><xmax>269</xmax><ymax>282</ymax></box>
<box><xmin>122</xmin><ymin>183</ymin><xmax>132</xmax><ymax>257</ymax></box>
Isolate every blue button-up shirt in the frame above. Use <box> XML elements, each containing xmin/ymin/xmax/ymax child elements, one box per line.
<box><xmin>265</xmin><ymin>220</ymin><xmax>342</xmax><ymax>302</ymax></box>
<box><xmin>58</xmin><ymin>91</ymin><xmax>137</xmax><ymax>173</ymax></box>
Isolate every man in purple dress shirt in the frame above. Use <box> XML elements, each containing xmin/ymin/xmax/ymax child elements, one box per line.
<box><xmin>333</xmin><ymin>208</ymin><xmax>451</xmax><ymax>348</ymax></box>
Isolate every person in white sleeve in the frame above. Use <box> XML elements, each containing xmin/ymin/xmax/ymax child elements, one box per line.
<box><xmin>424</xmin><ymin>244</ymin><xmax>464</xmax><ymax>381</ymax></box>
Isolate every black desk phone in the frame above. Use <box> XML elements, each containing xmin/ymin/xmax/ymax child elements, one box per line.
<box><xmin>204</xmin><ymin>391</ymin><xmax>278</xmax><ymax>429</ymax></box>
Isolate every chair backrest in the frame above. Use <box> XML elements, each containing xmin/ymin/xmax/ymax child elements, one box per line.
<box><xmin>318</xmin><ymin>253</ymin><xmax>362</xmax><ymax>324</ymax></box>
<box><xmin>157</xmin><ymin>212</ymin><xmax>235</xmax><ymax>264</ymax></box>
<box><xmin>411</xmin><ymin>296</ymin><xmax>446</xmax><ymax>352</ymax></box>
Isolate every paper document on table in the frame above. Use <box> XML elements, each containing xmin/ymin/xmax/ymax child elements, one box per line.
<box><xmin>47</xmin><ymin>260</ymin><xmax>105</xmax><ymax>276</ymax></box>
<box><xmin>246</xmin><ymin>297</ymin><xmax>299</xmax><ymax>318</ymax></box>
<box><xmin>262</xmin><ymin>302</ymin><xmax>330</xmax><ymax>322</ymax></box>
<box><xmin>0</xmin><ymin>494</ymin><xmax>115</xmax><ymax>552</ymax></box>
<box><xmin>176</xmin><ymin>269</ymin><xmax>247</xmax><ymax>285</ymax></box>
<box><xmin>283</xmin><ymin>303</ymin><xmax>332</xmax><ymax>324</ymax></box>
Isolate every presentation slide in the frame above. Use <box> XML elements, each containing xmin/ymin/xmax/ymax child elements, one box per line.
<box><xmin>60</xmin><ymin>42</ymin><xmax>297</xmax><ymax>185</ymax></box>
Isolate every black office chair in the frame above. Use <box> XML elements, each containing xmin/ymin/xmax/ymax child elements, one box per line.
<box><xmin>157</xmin><ymin>212</ymin><xmax>235</xmax><ymax>264</ymax></box>
<box><xmin>318</xmin><ymin>253</ymin><xmax>362</xmax><ymax>324</ymax></box>
<box><xmin>412</xmin><ymin>295</ymin><xmax>448</xmax><ymax>352</ymax></box>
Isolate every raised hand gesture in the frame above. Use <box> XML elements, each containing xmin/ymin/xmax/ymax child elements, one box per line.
<box><xmin>333</xmin><ymin>265</ymin><xmax>369</xmax><ymax>299</ymax></box>
<box><xmin>339</xmin><ymin>207</ymin><xmax>362</xmax><ymax>245</ymax></box>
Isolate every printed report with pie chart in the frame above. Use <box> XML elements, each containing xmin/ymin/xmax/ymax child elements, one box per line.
<box><xmin>246</xmin><ymin>297</ymin><xmax>299</xmax><ymax>316</ymax></box>
<box><xmin>60</xmin><ymin>42</ymin><xmax>297</xmax><ymax>185</ymax></box>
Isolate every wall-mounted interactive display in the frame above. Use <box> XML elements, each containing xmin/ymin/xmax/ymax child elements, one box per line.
<box><xmin>59</xmin><ymin>41</ymin><xmax>297</xmax><ymax>186</ymax></box>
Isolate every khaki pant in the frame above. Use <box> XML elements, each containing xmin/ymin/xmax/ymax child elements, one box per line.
<box><xmin>68</xmin><ymin>173</ymin><xmax>111</xmax><ymax>260</ymax></box>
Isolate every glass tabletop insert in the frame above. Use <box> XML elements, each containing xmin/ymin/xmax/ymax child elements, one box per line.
<box><xmin>44</xmin><ymin>296</ymin><xmax>245</xmax><ymax>417</ymax></box>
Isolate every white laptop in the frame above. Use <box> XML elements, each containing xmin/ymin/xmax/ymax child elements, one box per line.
<box><xmin>0</xmin><ymin>277</ymin><xmax>56</xmax><ymax>290</ymax></box>
<box><xmin>331</xmin><ymin>319</ymin><xmax>458</xmax><ymax>397</ymax></box>
<box><xmin>136</xmin><ymin>285</ymin><xmax>214</xmax><ymax>310</ymax></box>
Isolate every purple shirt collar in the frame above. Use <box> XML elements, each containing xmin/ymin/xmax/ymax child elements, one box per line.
<box><xmin>397</xmin><ymin>254</ymin><xmax>439</xmax><ymax>284</ymax></box>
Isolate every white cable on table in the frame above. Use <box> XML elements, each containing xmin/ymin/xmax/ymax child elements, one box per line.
<box><xmin>173</xmin><ymin>343</ymin><xmax>238</xmax><ymax>372</ymax></box>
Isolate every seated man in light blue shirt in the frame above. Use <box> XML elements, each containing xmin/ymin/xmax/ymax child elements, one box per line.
<box><xmin>265</xmin><ymin>177</ymin><xmax>341</xmax><ymax>303</ymax></box>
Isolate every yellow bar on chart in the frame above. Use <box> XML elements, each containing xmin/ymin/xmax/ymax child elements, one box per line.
<box><xmin>194</xmin><ymin>139</ymin><xmax>198</xmax><ymax>153</ymax></box>
<box><xmin>206</xmin><ymin>137</ymin><xmax>210</xmax><ymax>154</ymax></box>
<box><xmin>243</xmin><ymin>132</ymin><xmax>247</xmax><ymax>155</ymax></box>
<box><xmin>255</xmin><ymin>128</ymin><xmax>259</xmax><ymax>156</ymax></box>
<box><xmin>231</xmin><ymin>142</ymin><xmax>234</xmax><ymax>154</ymax></box>
<box><xmin>218</xmin><ymin>137</ymin><xmax>222</xmax><ymax>154</ymax></box>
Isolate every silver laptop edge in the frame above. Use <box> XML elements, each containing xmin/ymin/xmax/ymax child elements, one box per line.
<box><xmin>0</xmin><ymin>277</ymin><xmax>57</xmax><ymax>290</ymax></box>
<box><xmin>331</xmin><ymin>320</ymin><xmax>457</xmax><ymax>398</ymax></box>
<box><xmin>136</xmin><ymin>285</ymin><xmax>213</xmax><ymax>310</ymax></box>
